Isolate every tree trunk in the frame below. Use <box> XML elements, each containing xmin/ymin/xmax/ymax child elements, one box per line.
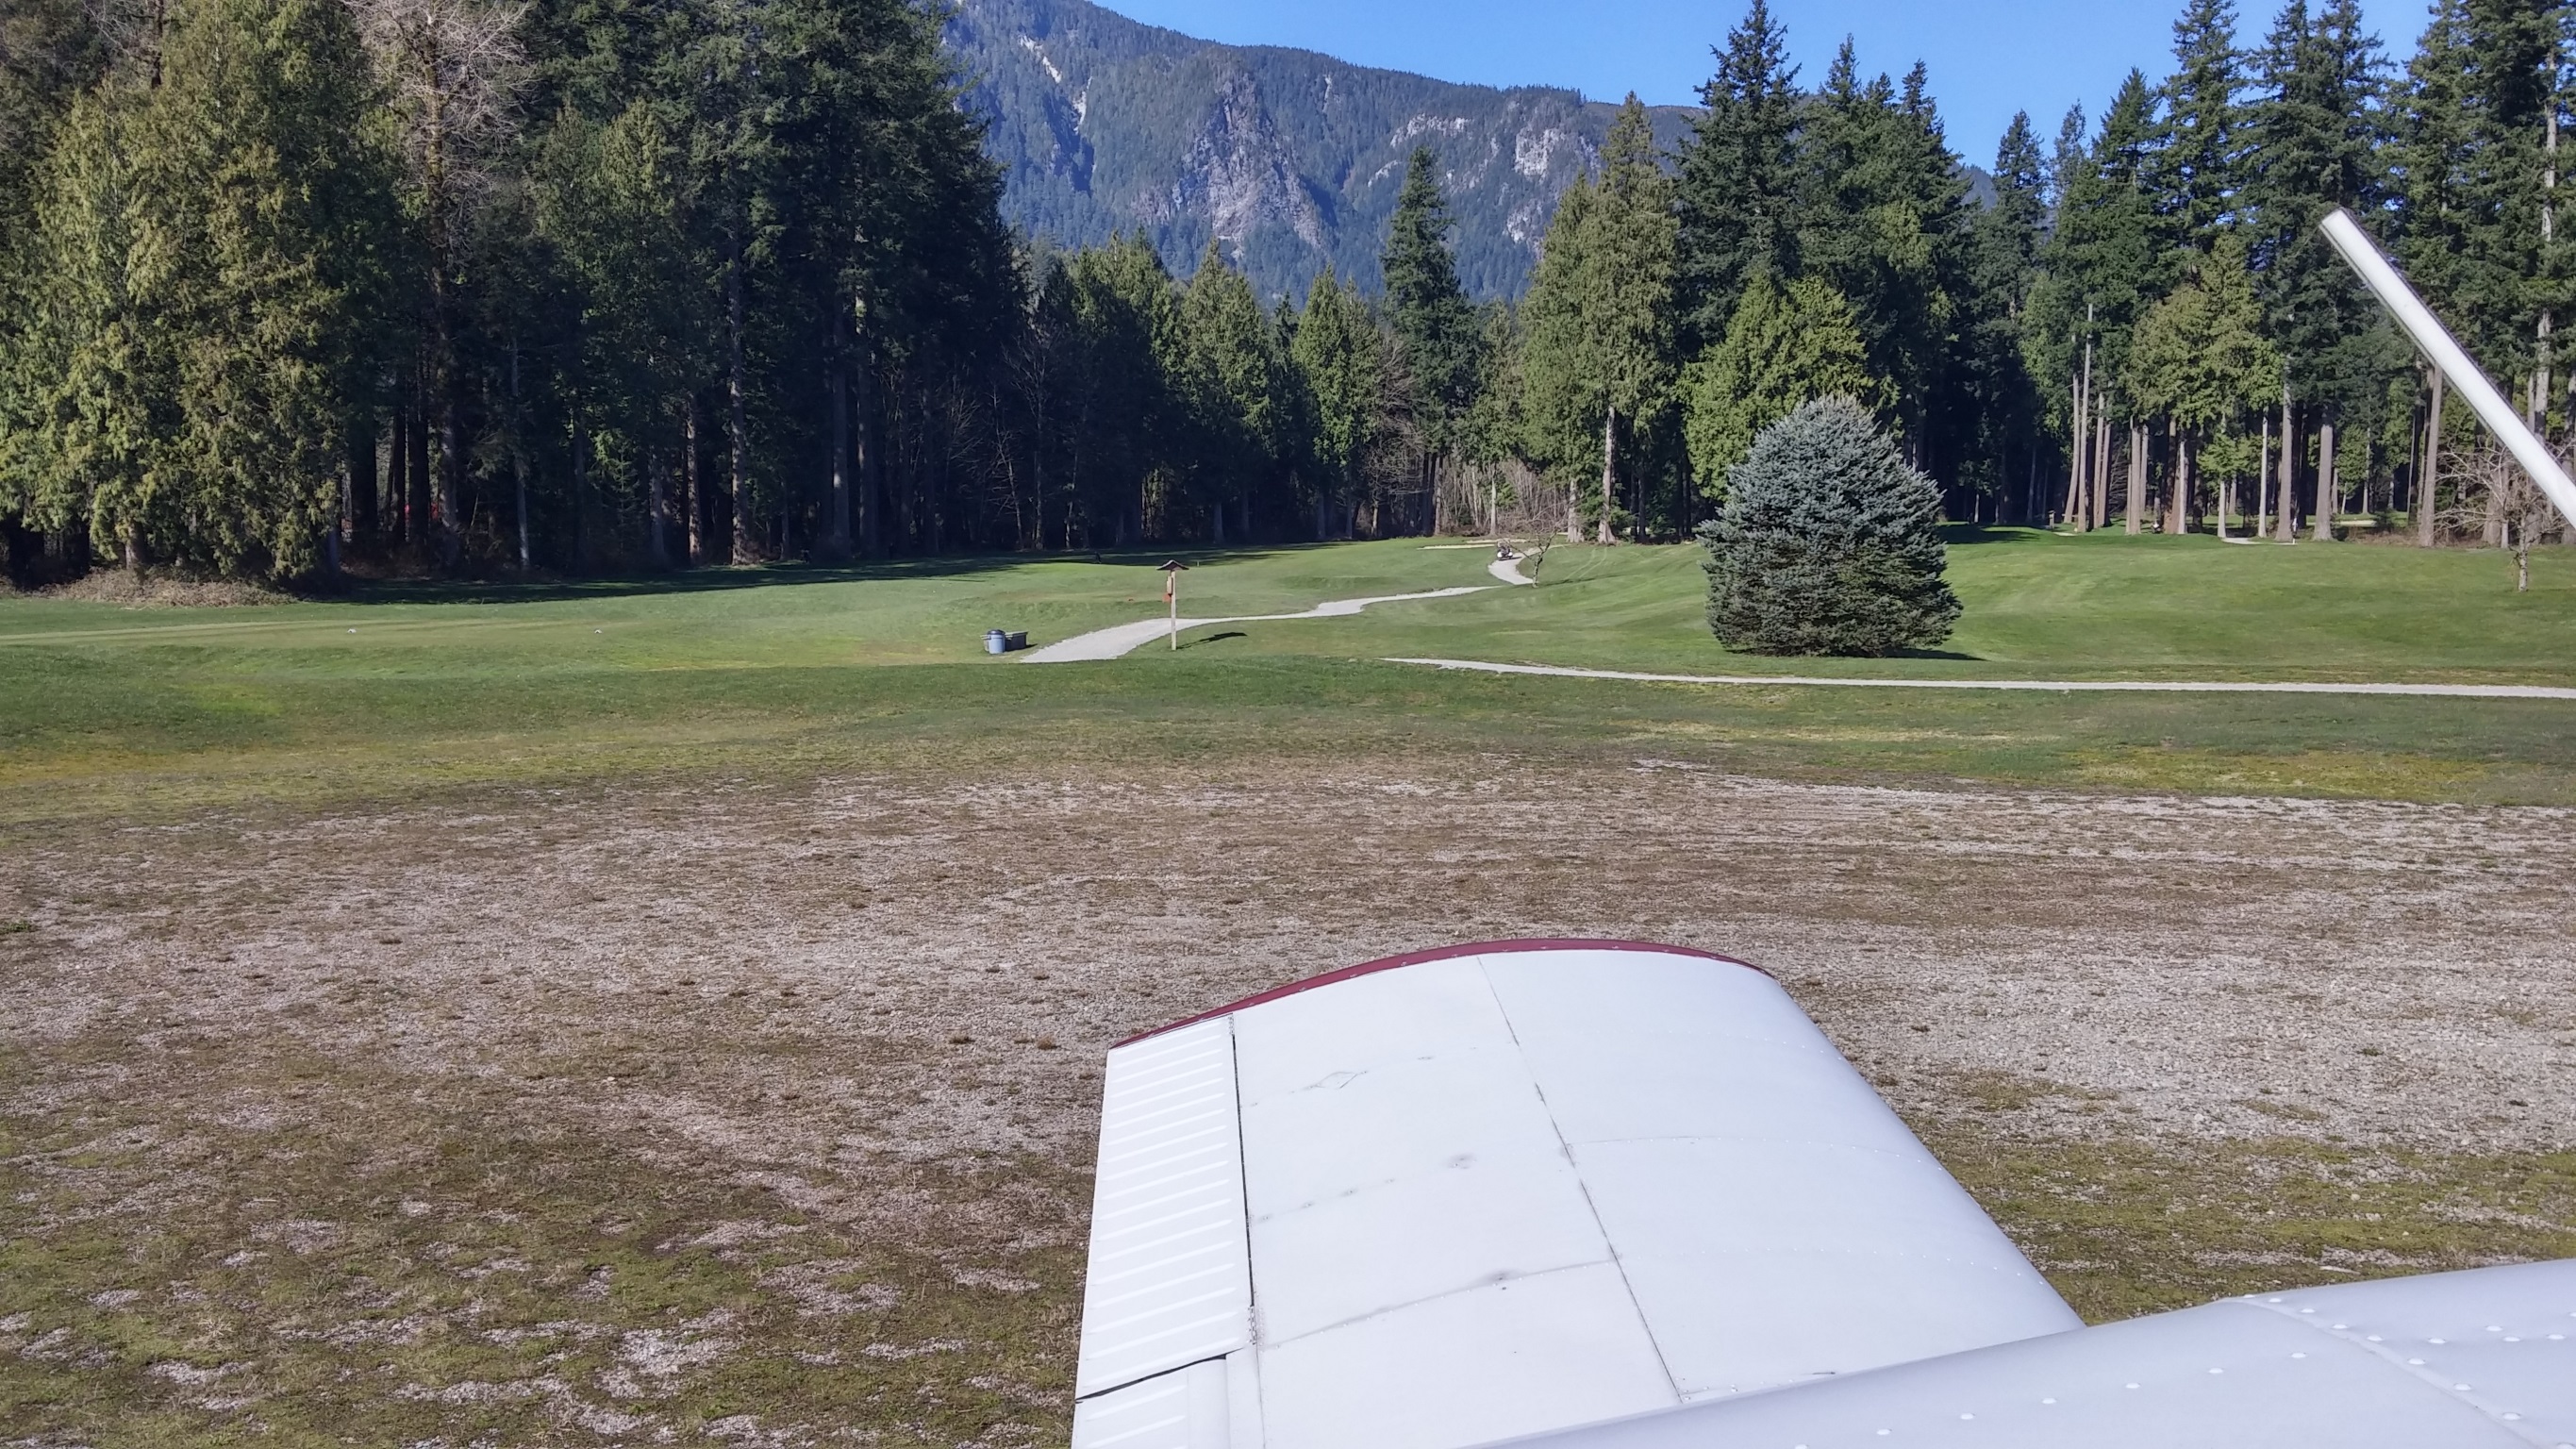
<box><xmin>388</xmin><ymin>408</ymin><xmax>409</xmax><ymax>544</ymax></box>
<box><xmin>349</xmin><ymin>417</ymin><xmax>378</xmax><ymax>541</ymax></box>
<box><xmin>727</xmin><ymin>223</ymin><xmax>753</xmax><ymax>564</ymax></box>
<box><xmin>510</xmin><ymin>341</ymin><xmax>528</xmax><ymax>571</ymax></box>
<box><xmin>1596</xmin><ymin>406</ymin><xmax>1618</xmax><ymax>543</ymax></box>
<box><xmin>2274</xmin><ymin>393</ymin><xmax>2297</xmax><ymax>542</ymax></box>
<box><xmin>684</xmin><ymin>395</ymin><xmax>703</xmax><ymax>566</ymax></box>
<box><xmin>647</xmin><ymin>444</ymin><xmax>667</xmax><ymax>568</ymax></box>
<box><xmin>2313</xmin><ymin>418</ymin><xmax>2336</xmax><ymax>541</ymax></box>
<box><xmin>2123</xmin><ymin>423</ymin><xmax>2143</xmax><ymax>535</ymax></box>
<box><xmin>2256</xmin><ymin>411</ymin><xmax>2270</xmax><ymax>539</ymax></box>
<box><xmin>855</xmin><ymin>330</ymin><xmax>884</xmax><ymax>558</ymax></box>
<box><xmin>408</xmin><ymin>399</ymin><xmax>433</xmax><ymax>550</ymax></box>
<box><xmin>433</xmin><ymin>347</ymin><xmax>463</xmax><ymax>571</ymax></box>
<box><xmin>2172</xmin><ymin>430</ymin><xmax>2192</xmax><ymax>535</ymax></box>
<box><xmin>2419</xmin><ymin>372</ymin><xmax>2443</xmax><ymax>545</ymax></box>
<box><xmin>573</xmin><ymin>425</ymin><xmax>591</xmax><ymax>571</ymax></box>
<box><xmin>2090</xmin><ymin>413</ymin><xmax>2110</xmax><ymax>529</ymax></box>
<box><xmin>2064</xmin><ymin>364</ymin><xmax>2086</xmax><ymax>525</ymax></box>
<box><xmin>828</xmin><ymin>352</ymin><xmax>851</xmax><ymax>558</ymax></box>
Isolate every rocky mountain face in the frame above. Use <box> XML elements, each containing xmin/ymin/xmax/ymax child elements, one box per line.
<box><xmin>944</xmin><ymin>0</ymin><xmax>1692</xmax><ymax>302</ymax></box>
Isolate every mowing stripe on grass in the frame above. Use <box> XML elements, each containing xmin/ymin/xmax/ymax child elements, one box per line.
<box><xmin>1388</xmin><ymin>657</ymin><xmax>2576</xmax><ymax>700</ymax></box>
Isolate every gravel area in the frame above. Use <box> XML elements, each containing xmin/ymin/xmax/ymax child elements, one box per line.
<box><xmin>10</xmin><ymin>761</ymin><xmax>2572</xmax><ymax>1159</ymax></box>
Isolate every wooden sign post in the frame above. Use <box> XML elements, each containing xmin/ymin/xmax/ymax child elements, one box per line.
<box><xmin>1158</xmin><ymin>559</ymin><xmax>1188</xmax><ymax>650</ymax></box>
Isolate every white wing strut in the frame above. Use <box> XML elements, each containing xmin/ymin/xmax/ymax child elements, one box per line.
<box><xmin>2318</xmin><ymin>207</ymin><xmax>2576</xmax><ymax>532</ymax></box>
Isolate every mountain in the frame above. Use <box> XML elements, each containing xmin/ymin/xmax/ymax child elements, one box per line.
<box><xmin>943</xmin><ymin>0</ymin><xmax>1694</xmax><ymax>303</ymax></box>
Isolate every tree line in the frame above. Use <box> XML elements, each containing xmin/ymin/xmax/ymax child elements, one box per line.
<box><xmin>1</xmin><ymin>0</ymin><xmax>2566</xmax><ymax>583</ymax></box>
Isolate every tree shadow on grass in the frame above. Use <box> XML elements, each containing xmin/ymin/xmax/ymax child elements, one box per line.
<box><xmin>336</xmin><ymin>541</ymin><xmax>1367</xmax><ymax>608</ymax></box>
<box><xmin>1941</xmin><ymin>524</ymin><xmax>2057</xmax><ymax>547</ymax></box>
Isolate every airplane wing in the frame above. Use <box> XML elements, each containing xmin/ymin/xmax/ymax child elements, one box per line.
<box><xmin>1068</xmin><ymin>940</ymin><xmax>2082</xmax><ymax>1449</ymax></box>
<box><xmin>1496</xmin><ymin>1257</ymin><xmax>2576</xmax><ymax>1449</ymax></box>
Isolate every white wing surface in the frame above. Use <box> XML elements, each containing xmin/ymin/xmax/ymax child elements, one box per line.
<box><xmin>1496</xmin><ymin>1258</ymin><xmax>2576</xmax><ymax>1449</ymax></box>
<box><xmin>1067</xmin><ymin>941</ymin><xmax>2081</xmax><ymax>1449</ymax></box>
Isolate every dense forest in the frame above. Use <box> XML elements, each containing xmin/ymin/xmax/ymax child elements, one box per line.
<box><xmin>0</xmin><ymin>0</ymin><xmax>2566</xmax><ymax>582</ymax></box>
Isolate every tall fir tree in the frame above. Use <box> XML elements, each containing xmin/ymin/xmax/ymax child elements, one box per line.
<box><xmin>2029</xmin><ymin>73</ymin><xmax>2169</xmax><ymax>465</ymax></box>
<box><xmin>1958</xmin><ymin>112</ymin><xmax>2051</xmax><ymax>517</ymax></box>
<box><xmin>1796</xmin><ymin>46</ymin><xmax>1971</xmax><ymax>462</ymax></box>
<box><xmin>2243</xmin><ymin>0</ymin><xmax>2395</xmax><ymax>534</ymax></box>
<box><xmin>2154</xmin><ymin>0</ymin><xmax>2249</xmax><ymax>254</ymax></box>
<box><xmin>1381</xmin><ymin>147</ymin><xmax>1478</xmax><ymax>462</ymax></box>
<box><xmin>1672</xmin><ymin>0</ymin><xmax>1802</xmax><ymax>352</ymax></box>
<box><xmin>1289</xmin><ymin>265</ymin><xmax>1380</xmax><ymax>540</ymax></box>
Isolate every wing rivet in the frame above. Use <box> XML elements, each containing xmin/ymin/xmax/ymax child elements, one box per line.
<box><xmin>2039</xmin><ymin>1399</ymin><xmax>2056</xmax><ymax>1406</ymax></box>
<box><xmin>2456</xmin><ymin>1384</ymin><xmax>2472</xmax><ymax>1391</ymax></box>
<box><xmin>2124</xmin><ymin>1383</ymin><xmax>2139</xmax><ymax>1390</ymax></box>
<box><xmin>2291</xmin><ymin>1353</ymin><xmax>2306</xmax><ymax>1359</ymax></box>
<box><xmin>2431</xmin><ymin>1338</ymin><xmax>2447</xmax><ymax>1344</ymax></box>
<box><xmin>2208</xmin><ymin>1368</ymin><xmax>2223</xmax><ymax>1374</ymax></box>
<box><xmin>1958</xmin><ymin>1413</ymin><xmax>1973</xmax><ymax>1421</ymax></box>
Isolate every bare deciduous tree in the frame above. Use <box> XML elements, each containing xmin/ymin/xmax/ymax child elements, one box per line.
<box><xmin>2441</xmin><ymin>440</ymin><xmax>2566</xmax><ymax>591</ymax></box>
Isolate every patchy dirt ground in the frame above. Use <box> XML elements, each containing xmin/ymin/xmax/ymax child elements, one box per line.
<box><xmin>6</xmin><ymin>760</ymin><xmax>2575</xmax><ymax>1445</ymax></box>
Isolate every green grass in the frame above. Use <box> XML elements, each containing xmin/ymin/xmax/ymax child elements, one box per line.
<box><xmin>5</xmin><ymin>531</ymin><xmax>2576</xmax><ymax>821</ymax></box>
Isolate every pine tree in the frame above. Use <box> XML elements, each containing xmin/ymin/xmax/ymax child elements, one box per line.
<box><xmin>1957</xmin><ymin>112</ymin><xmax>2049</xmax><ymax>518</ymax></box>
<box><xmin>2242</xmin><ymin>0</ymin><xmax>2394</xmax><ymax>538</ymax></box>
<box><xmin>1289</xmin><ymin>265</ymin><xmax>1380</xmax><ymax>540</ymax></box>
<box><xmin>1516</xmin><ymin>99</ymin><xmax>1681</xmax><ymax>541</ymax></box>
<box><xmin>1180</xmin><ymin>242</ymin><xmax>1285</xmax><ymax>540</ymax></box>
<box><xmin>2155</xmin><ymin>0</ymin><xmax>2248</xmax><ymax>254</ymax></box>
<box><xmin>1517</xmin><ymin>173</ymin><xmax>1596</xmax><ymax>529</ymax></box>
<box><xmin>1795</xmin><ymin>47</ymin><xmax>1970</xmax><ymax>458</ymax></box>
<box><xmin>1582</xmin><ymin>95</ymin><xmax>1681</xmax><ymax>540</ymax></box>
<box><xmin>1381</xmin><ymin>148</ymin><xmax>1478</xmax><ymax>461</ymax></box>
<box><xmin>2028</xmin><ymin>72</ymin><xmax>2168</xmax><ymax>525</ymax></box>
<box><xmin>1697</xmin><ymin>394</ymin><xmax>1960</xmax><ymax>655</ymax></box>
<box><xmin>2127</xmin><ymin>231</ymin><xmax>2282</xmax><ymax>525</ymax></box>
<box><xmin>1673</xmin><ymin>0</ymin><xmax>1802</xmax><ymax>349</ymax></box>
<box><xmin>1682</xmin><ymin>275</ymin><xmax>1880</xmax><ymax>494</ymax></box>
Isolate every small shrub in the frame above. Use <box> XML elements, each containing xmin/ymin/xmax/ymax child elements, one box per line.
<box><xmin>1696</xmin><ymin>395</ymin><xmax>1960</xmax><ymax>656</ymax></box>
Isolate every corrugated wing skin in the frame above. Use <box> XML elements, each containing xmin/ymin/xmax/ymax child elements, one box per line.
<box><xmin>1072</xmin><ymin>1018</ymin><xmax>1252</xmax><ymax>1401</ymax></box>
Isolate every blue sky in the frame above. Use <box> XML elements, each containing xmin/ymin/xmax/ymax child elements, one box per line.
<box><xmin>1092</xmin><ymin>0</ymin><xmax>2425</xmax><ymax>169</ymax></box>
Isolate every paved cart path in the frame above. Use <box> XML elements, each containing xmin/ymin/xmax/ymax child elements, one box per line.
<box><xmin>1020</xmin><ymin>586</ymin><xmax>1494</xmax><ymax>662</ymax></box>
<box><xmin>1388</xmin><ymin>657</ymin><xmax>2576</xmax><ymax>700</ymax></box>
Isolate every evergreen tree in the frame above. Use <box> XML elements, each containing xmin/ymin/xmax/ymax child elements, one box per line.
<box><xmin>1673</xmin><ymin>0</ymin><xmax>1802</xmax><ymax>350</ymax></box>
<box><xmin>2390</xmin><ymin>0</ymin><xmax>2477</xmax><ymax>339</ymax></box>
<box><xmin>1682</xmin><ymin>275</ymin><xmax>1880</xmax><ymax>495</ymax></box>
<box><xmin>1581</xmin><ymin>95</ymin><xmax>1681</xmax><ymax>540</ymax></box>
<box><xmin>2242</xmin><ymin>0</ymin><xmax>2394</xmax><ymax>534</ymax></box>
<box><xmin>2127</xmin><ymin>230</ymin><xmax>2282</xmax><ymax>522</ymax></box>
<box><xmin>1179</xmin><ymin>242</ymin><xmax>1285</xmax><ymax>539</ymax></box>
<box><xmin>2154</xmin><ymin>0</ymin><xmax>2249</xmax><ymax>254</ymax></box>
<box><xmin>1289</xmin><ymin>265</ymin><xmax>1379</xmax><ymax>539</ymax></box>
<box><xmin>2028</xmin><ymin>73</ymin><xmax>2168</xmax><ymax>472</ymax></box>
<box><xmin>1517</xmin><ymin>172</ymin><xmax>1596</xmax><ymax>522</ymax></box>
<box><xmin>1957</xmin><ymin>111</ymin><xmax>2050</xmax><ymax>517</ymax></box>
<box><xmin>1381</xmin><ymin>148</ymin><xmax>1478</xmax><ymax>461</ymax></box>
<box><xmin>1795</xmin><ymin>47</ymin><xmax>1970</xmax><ymax>459</ymax></box>
<box><xmin>1697</xmin><ymin>394</ymin><xmax>1960</xmax><ymax>655</ymax></box>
